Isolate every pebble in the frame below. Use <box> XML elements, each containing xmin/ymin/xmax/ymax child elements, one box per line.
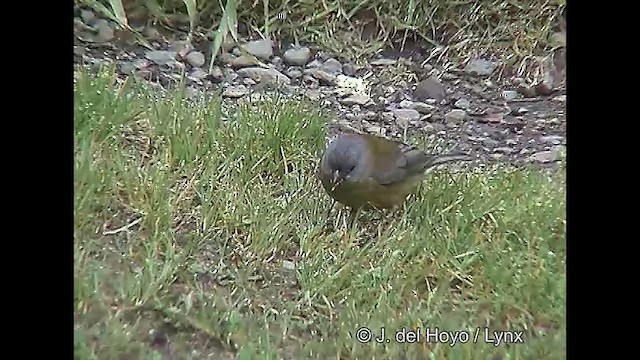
<box><xmin>529</xmin><ymin>149</ymin><xmax>560</xmax><ymax>163</ymax></box>
<box><xmin>502</xmin><ymin>90</ymin><xmax>519</xmax><ymax>101</ymax></box>
<box><xmin>282</xmin><ymin>260</ymin><xmax>296</xmax><ymax>271</ymax></box>
<box><xmin>304</xmin><ymin>68</ymin><xmax>338</xmax><ymax>86</ymax></box>
<box><xmin>185</xmin><ymin>51</ymin><xmax>206</xmax><ymax>67</ymax></box>
<box><xmin>342</xmin><ymin>63</ymin><xmax>357</xmax><ymax>76</ymax></box>
<box><xmin>399</xmin><ymin>100</ymin><xmax>416</xmax><ymax>109</ymax></box>
<box><xmin>145</xmin><ymin>50</ymin><xmax>178</xmax><ymax>66</ymax></box>
<box><xmin>392</xmin><ymin>108</ymin><xmax>421</xmax><ymax>122</ymax></box>
<box><xmin>80</xmin><ymin>10</ymin><xmax>95</xmax><ymax>23</ymax></box>
<box><xmin>539</xmin><ymin>135</ymin><xmax>564</xmax><ymax>145</ymax></box>
<box><xmin>94</xmin><ymin>19</ymin><xmax>114</xmax><ymax>43</ymax></box>
<box><xmin>229</xmin><ymin>55</ymin><xmax>260</xmax><ymax>68</ymax></box>
<box><xmin>454</xmin><ymin>98</ymin><xmax>471</xmax><ymax>110</ymax></box>
<box><xmin>464</xmin><ymin>58</ymin><xmax>496</xmax><ymax>76</ymax></box>
<box><xmin>189</xmin><ymin>68</ymin><xmax>208</xmax><ymax>80</ymax></box>
<box><xmin>321</xmin><ymin>58</ymin><xmax>343</xmax><ymax>75</ymax></box>
<box><xmin>236</xmin><ymin>67</ymin><xmax>290</xmax><ymax>86</ymax></box>
<box><xmin>444</xmin><ymin>109</ymin><xmax>469</xmax><ymax>124</ymax></box>
<box><xmin>283</xmin><ymin>46</ymin><xmax>311</xmax><ymax>66</ymax></box>
<box><xmin>240</xmin><ymin>39</ymin><xmax>273</xmax><ymax>60</ymax></box>
<box><xmin>414</xmin><ymin>76</ymin><xmax>445</xmax><ymax>101</ymax></box>
<box><xmin>494</xmin><ymin>147</ymin><xmax>515</xmax><ymax>154</ymax></box>
<box><xmin>286</xmin><ymin>69</ymin><xmax>303</xmax><ymax>79</ymax></box>
<box><xmin>339</xmin><ymin>94</ymin><xmax>373</xmax><ymax>106</ymax></box>
<box><xmin>414</xmin><ymin>102</ymin><xmax>436</xmax><ymax>114</ymax></box>
<box><xmin>370</xmin><ymin>58</ymin><xmax>396</xmax><ymax>66</ymax></box>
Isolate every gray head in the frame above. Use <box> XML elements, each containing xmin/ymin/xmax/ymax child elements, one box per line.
<box><xmin>320</xmin><ymin>135</ymin><xmax>367</xmax><ymax>183</ymax></box>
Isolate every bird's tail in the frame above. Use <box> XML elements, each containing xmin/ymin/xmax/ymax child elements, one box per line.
<box><xmin>428</xmin><ymin>152</ymin><xmax>473</xmax><ymax>167</ymax></box>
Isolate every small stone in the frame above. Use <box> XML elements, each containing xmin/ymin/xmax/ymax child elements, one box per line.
<box><xmin>243</xmin><ymin>78</ymin><xmax>257</xmax><ymax>86</ymax></box>
<box><xmin>399</xmin><ymin>100</ymin><xmax>416</xmax><ymax>109</ymax></box>
<box><xmin>392</xmin><ymin>108</ymin><xmax>421</xmax><ymax>122</ymax></box>
<box><xmin>381</xmin><ymin>112</ymin><xmax>395</xmax><ymax>123</ymax></box>
<box><xmin>464</xmin><ymin>58</ymin><xmax>497</xmax><ymax>76</ymax></box>
<box><xmin>413</xmin><ymin>102</ymin><xmax>436</xmax><ymax>114</ymax></box>
<box><xmin>304</xmin><ymin>89</ymin><xmax>322</xmax><ymax>101</ymax></box>
<box><xmin>240</xmin><ymin>39</ymin><xmax>273</xmax><ymax>60</ymax></box>
<box><xmin>286</xmin><ymin>69</ymin><xmax>303</xmax><ymax>79</ymax></box>
<box><xmin>454</xmin><ymin>98</ymin><xmax>471</xmax><ymax>110</ymax></box>
<box><xmin>441</xmin><ymin>73</ymin><xmax>458</xmax><ymax>80</ymax></box>
<box><xmin>306</xmin><ymin>59</ymin><xmax>322</xmax><ymax>68</ymax></box>
<box><xmin>304</xmin><ymin>68</ymin><xmax>338</xmax><ymax>86</ymax></box>
<box><xmin>94</xmin><ymin>20</ymin><xmax>114</xmax><ymax>42</ymax></box>
<box><xmin>282</xmin><ymin>260</ymin><xmax>296</xmax><ymax>271</ymax></box>
<box><xmin>339</xmin><ymin>94</ymin><xmax>373</xmax><ymax>106</ymax></box>
<box><xmin>494</xmin><ymin>147</ymin><xmax>514</xmax><ymax>154</ymax></box>
<box><xmin>342</xmin><ymin>63</ymin><xmax>357</xmax><ymax>76</ymax></box>
<box><xmin>210</xmin><ymin>66</ymin><xmax>224</xmax><ymax>81</ymax></box>
<box><xmin>118</xmin><ymin>61</ymin><xmax>135</xmax><ymax>75</ymax></box>
<box><xmin>444</xmin><ymin>109</ymin><xmax>469</xmax><ymax>124</ymax></box>
<box><xmin>185</xmin><ymin>51</ymin><xmax>206</xmax><ymax>67</ymax></box>
<box><xmin>553</xmin><ymin>95</ymin><xmax>566</xmax><ymax>102</ymax></box>
<box><xmin>321</xmin><ymin>58</ymin><xmax>343</xmax><ymax>75</ymax></box>
<box><xmin>80</xmin><ymin>10</ymin><xmax>95</xmax><ymax>23</ymax></box>
<box><xmin>490</xmin><ymin>153</ymin><xmax>507</xmax><ymax>161</ymax></box>
<box><xmin>506</xmin><ymin>139</ymin><xmax>517</xmax><ymax>146</ymax></box>
<box><xmin>229</xmin><ymin>55</ymin><xmax>260</xmax><ymax>68</ymax></box>
<box><xmin>483</xmin><ymin>138</ymin><xmax>499</xmax><ymax>148</ymax></box>
<box><xmin>168</xmin><ymin>41</ymin><xmax>193</xmax><ymax>58</ymax></box>
<box><xmin>271</xmin><ymin>56</ymin><xmax>283</xmax><ymax>66</ymax></box>
<box><xmin>539</xmin><ymin>135</ymin><xmax>564</xmax><ymax>145</ymax></box>
<box><xmin>517</xmin><ymin>107</ymin><xmax>529</xmax><ymax>114</ymax></box>
<box><xmin>370</xmin><ymin>58</ymin><xmax>396</xmax><ymax>66</ymax></box>
<box><xmin>502</xmin><ymin>90</ymin><xmax>519</xmax><ymax>101</ymax></box>
<box><xmin>223</xmin><ymin>85</ymin><xmax>250</xmax><ymax>98</ymax></box>
<box><xmin>517</xmin><ymin>84</ymin><xmax>537</xmax><ymax>98</ymax></box>
<box><xmin>529</xmin><ymin>149</ymin><xmax>561</xmax><ymax>163</ymax></box>
<box><xmin>283</xmin><ymin>47</ymin><xmax>311</xmax><ymax>66</ymax></box>
<box><xmin>145</xmin><ymin>50</ymin><xmax>178</xmax><ymax>66</ymax></box>
<box><xmin>189</xmin><ymin>68</ymin><xmax>208</xmax><ymax>80</ymax></box>
<box><xmin>143</xmin><ymin>26</ymin><xmax>162</xmax><ymax>40</ymax></box>
<box><xmin>236</xmin><ymin>67</ymin><xmax>290</xmax><ymax>86</ymax></box>
<box><xmin>414</xmin><ymin>76</ymin><xmax>445</xmax><ymax>101</ymax></box>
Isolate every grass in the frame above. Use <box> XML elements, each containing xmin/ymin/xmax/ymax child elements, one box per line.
<box><xmin>74</xmin><ymin>67</ymin><xmax>566</xmax><ymax>359</ymax></box>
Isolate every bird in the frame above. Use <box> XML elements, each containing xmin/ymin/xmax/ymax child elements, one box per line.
<box><xmin>317</xmin><ymin>133</ymin><xmax>472</xmax><ymax>212</ymax></box>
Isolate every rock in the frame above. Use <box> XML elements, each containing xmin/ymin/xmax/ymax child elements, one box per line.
<box><xmin>304</xmin><ymin>68</ymin><xmax>338</xmax><ymax>86</ymax></box>
<box><xmin>320</xmin><ymin>58</ymin><xmax>342</xmax><ymax>75</ymax></box>
<box><xmin>501</xmin><ymin>90</ymin><xmax>519</xmax><ymax>101</ymax></box>
<box><xmin>490</xmin><ymin>153</ymin><xmax>507</xmax><ymax>161</ymax></box>
<box><xmin>399</xmin><ymin>100</ymin><xmax>416</xmax><ymax>109</ymax></box>
<box><xmin>553</xmin><ymin>95</ymin><xmax>566</xmax><ymax>102</ymax></box>
<box><xmin>282</xmin><ymin>260</ymin><xmax>296</xmax><ymax>271</ymax></box>
<box><xmin>143</xmin><ymin>26</ymin><xmax>162</xmax><ymax>40</ymax></box>
<box><xmin>414</xmin><ymin>102</ymin><xmax>436</xmax><ymax>114</ymax></box>
<box><xmin>118</xmin><ymin>61</ymin><xmax>135</xmax><ymax>75</ymax></box>
<box><xmin>371</xmin><ymin>58</ymin><xmax>396</xmax><ymax>66</ymax></box>
<box><xmin>454</xmin><ymin>98</ymin><xmax>471</xmax><ymax>110</ymax></box>
<box><xmin>444</xmin><ymin>109</ymin><xmax>469</xmax><ymax>124</ymax></box>
<box><xmin>342</xmin><ymin>63</ymin><xmax>357</xmax><ymax>76</ymax></box>
<box><xmin>381</xmin><ymin>112</ymin><xmax>395</xmax><ymax>123</ymax></box>
<box><xmin>304</xmin><ymin>89</ymin><xmax>322</xmax><ymax>101</ymax></box>
<box><xmin>517</xmin><ymin>107</ymin><xmax>529</xmax><ymax>114</ymax></box>
<box><xmin>145</xmin><ymin>50</ymin><xmax>178</xmax><ymax>66</ymax></box>
<box><xmin>464</xmin><ymin>58</ymin><xmax>496</xmax><ymax>76</ymax></box>
<box><xmin>240</xmin><ymin>39</ymin><xmax>273</xmax><ymax>60</ymax></box>
<box><xmin>80</xmin><ymin>9</ymin><xmax>95</xmax><ymax>23</ymax></box>
<box><xmin>393</xmin><ymin>108</ymin><xmax>421</xmax><ymax>122</ymax></box>
<box><xmin>271</xmin><ymin>56</ymin><xmax>283</xmax><ymax>67</ymax></box>
<box><xmin>229</xmin><ymin>55</ymin><xmax>260</xmax><ymax>68</ymax></box>
<box><xmin>236</xmin><ymin>67</ymin><xmax>290</xmax><ymax>86</ymax></box>
<box><xmin>483</xmin><ymin>138</ymin><xmax>499</xmax><ymax>148</ymax></box>
<box><xmin>539</xmin><ymin>135</ymin><xmax>564</xmax><ymax>145</ymax></box>
<box><xmin>517</xmin><ymin>84</ymin><xmax>537</xmax><ymax>98</ymax></box>
<box><xmin>494</xmin><ymin>147</ymin><xmax>514</xmax><ymax>154</ymax></box>
<box><xmin>169</xmin><ymin>41</ymin><xmax>193</xmax><ymax>58</ymax></box>
<box><xmin>210</xmin><ymin>66</ymin><xmax>224</xmax><ymax>81</ymax></box>
<box><xmin>286</xmin><ymin>69</ymin><xmax>303</xmax><ymax>79</ymax></box>
<box><xmin>223</xmin><ymin>85</ymin><xmax>250</xmax><ymax>98</ymax></box>
<box><xmin>306</xmin><ymin>59</ymin><xmax>322</xmax><ymax>68</ymax></box>
<box><xmin>283</xmin><ymin>46</ymin><xmax>311</xmax><ymax>66</ymax></box>
<box><xmin>93</xmin><ymin>19</ymin><xmax>114</xmax><ymax>42</ymax></box>
<box><xmin>441</xmin><ymin>73</ymin><xmax>458</xmax><ymax>80</ymax></box>
<box><xmin>185</xmin><ymin>51</ymin><xmax>206</xmax><ymax>67</ymax></box>
<box><xmin>339</xmin><ymin>94</ymin><xmax>373</xmax><ymax>106</ymax></box>
<box><xmin>414</xmin><ymin>76</ymin><xmax>445</xmax><ymax>101</ymax></box>
<box><xmin>243</xmin><ymin>78</ymin><xmax>257</xmax><ymax>86</ymax></box>
<box><xmin>529</xmin><ymin>150</ymin><xmax>558</xmax><ymax>163</ymax></box>
<box><xmin>189</xmin><ymin>68</ymin><xmax>208</xmax><ymax>80</ymax></box>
